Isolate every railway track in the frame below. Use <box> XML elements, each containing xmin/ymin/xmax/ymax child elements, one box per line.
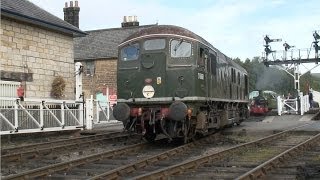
<box><xmin>2</xmin><ymin>122</ymin><xmax>318</xmax><ymax>179</ymax></box>
<box><xmin>0</xmin><ymin>131</ymin><xmax>256</xmax><ymax>179</ymax></box>
<box><xmin>1</xmin><ymin>131</ymin><xmax>141</xmax><ymax>176</ymax></box>
<box><xmin>265</xmin><ymin>144</ymin><xmax>320</xmax><ymax>179</ymax></box>
<box><xmin>2</xmin><ymin>131</ymin><xmax>126</xmax><ymax>155</ymax></box>
<box><xmin>133</xmin><ymin>124</ymin><xmax>319</xmax><ymax>179</ymax></box>
<box><xmin>1</xmin><ymin>138</ymin><xmax>174</xmax><ymax>179</ymax></box>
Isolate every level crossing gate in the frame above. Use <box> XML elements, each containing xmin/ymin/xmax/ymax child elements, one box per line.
<box><xmin>277</xmin><ymin>93</ymin><xmax>310</xmax><ymax>116</ymax></box>
<box><xmin>0</xmin><ymin>63</ymin><xmax>118</xmax><ymax>135</ymax></box>
<box><xmin>0</xmin><ymin>97</ymin><xmax>85</xmax><ymax>134</ymax></box>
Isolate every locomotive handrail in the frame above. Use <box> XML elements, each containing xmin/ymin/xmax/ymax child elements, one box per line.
<box><xmin>119</xmin><ymin>67</ymin><xmax>139</xmax><ymax>70</ymax></box>
<box><xmin>168</xmin><ymin>64</ymin><xmax>192</xmax><ymax>68</ymax></box>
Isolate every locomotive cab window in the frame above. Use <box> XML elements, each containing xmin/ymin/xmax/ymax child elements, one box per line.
<box><xmin>144</xmin><ymin>39</ymin><xmax>166</xmax><ymax>50</ymax></box>
<box><xmin>170</xmin><ymin>39</ymin><xmax>192</xmax><ymax>58</ymax></box>
<box><xmin>121</xmin><ymin>43</ymin><xmax>140</xmax><ymax>61</ymax></box>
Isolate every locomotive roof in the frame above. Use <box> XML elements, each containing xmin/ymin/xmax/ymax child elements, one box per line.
<box><xmin>122</xmin><ymin>25</ymin><xmax>214</xmax><ymax>49</ymax></box>
<box><xmin>122</xmin><ymin>25</ymin><xmax>247</xmax><ymax>73</ymax></box>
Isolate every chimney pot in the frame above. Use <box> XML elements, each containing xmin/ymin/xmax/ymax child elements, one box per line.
<box><xmin>63</xmin><ymin>1</ymin><xmax>80</xmax><ymax>28</ymax></box>
<box><xmin>65</xmin><ymin>2</ymin><xmax>68</xmax><ymax>8</ymax></box>
<box><xmin>122</xmin><ymin>15</ymin><xmax>139</xmax><ymax>28</ymax></box>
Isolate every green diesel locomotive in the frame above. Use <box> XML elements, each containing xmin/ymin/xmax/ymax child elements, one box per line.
<box><xmin>113</xmin><ymin>25</ymin><xmax>249</xmax><ymax>142</ymax></box>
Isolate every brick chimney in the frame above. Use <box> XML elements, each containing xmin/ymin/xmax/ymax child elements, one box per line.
<box><xmin>63</xmin><ymin>1</ymin><xmax>80</xmax><ymax>28</ymax></box>
<box><xmin>121</xmin><ymin>16</ymin><xmax>139</xmax><ymax>28</ymax></box>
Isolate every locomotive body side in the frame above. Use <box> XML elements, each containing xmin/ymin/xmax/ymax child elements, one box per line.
<box><xmin>113</xmin><ymin>25</ymin><xmax>249</xmax><ymax>142</ymax></box>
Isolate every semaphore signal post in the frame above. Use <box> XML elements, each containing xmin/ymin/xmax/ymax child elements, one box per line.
<box><xmin>262</xmin><ymin>31</ymin><xmax>320</xmax><ymax>115</ymax></box>
<box><xmin>262</xmin><ymin>31</ymin><xmax>320</xmax><ymax>92</ymax></box>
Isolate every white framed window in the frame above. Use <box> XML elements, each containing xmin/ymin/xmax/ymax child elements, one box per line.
<box><xmin>86</xmin><ymin>61</ymin><xmax>95</xmax><ymax>76</ymax></box>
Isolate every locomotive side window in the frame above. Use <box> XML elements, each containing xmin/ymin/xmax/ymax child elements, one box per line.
<box><xmin>121</xmin><ymin>43</ymin><xmax>140</xmax><ymax>61</ymax></box>
<box><xmin>206</xmin><ymin>54</ymin><xmax>210</xmax><ymax>73</ymax></box>
<box><xmin>210</xmin><ymin>54</ymin><xmax>217</xmax><ymax>76</ymax></box>
<box><xmin>231</xmin><ymin>68</ymin><xmax>234</xmax><ymax>83</ymax></box>
<box><xmin>170</xmin><ymin>39</ymin><xmax>192</xmax><ymax>58</ymax></box>
<box><xmin>198</xmin><ymin>48</ymin><xmax>205</xmax><ymax>67</ymax></box>
<box><xmin>244</xmin><ymin>75</ymin><xmax>248</xmax><ymax>95</ymax></box>
<box><xmin>144</xmin><ymin>39</ymin><xmax>166</xmax><ymax>50</ymax></box>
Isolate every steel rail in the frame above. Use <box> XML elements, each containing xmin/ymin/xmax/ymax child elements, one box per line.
<box><xmin>1</xmin><ymin>142</ymin><xmax>148</xmax><ymax>180</ymax></box>
<box><xmin>133</xmin><ymin>122</ymin><xmax>316</xmax><ymax>180</ymax></box>
<box><xmin>1</xmin><ymin>131</ymin><xmax>122</xmax><ymax>155</ymax></box>
<box><xmin>89</xmin><ymin>134</ymin><xmax>220</xmax><ymax>180</ymax></box>
<box><xmin>236</xmin><ymin>132</ymin><xmax>320</xmax><ymax>180</ymax></box>
<box><xmin>1</xmin><ymin>133</ymin><xmax>137</xmax><ymax>163</ymax></box>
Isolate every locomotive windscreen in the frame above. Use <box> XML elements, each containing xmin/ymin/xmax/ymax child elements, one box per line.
<box><xmin>121</xmin><ymin>43</ymin><xmax>139</xmax><ymax>61</ymax></box>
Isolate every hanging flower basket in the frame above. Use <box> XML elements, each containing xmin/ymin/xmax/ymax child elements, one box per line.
<box><xmin>51</xmin><ymin>76</ymin><xmax>66</xmax><ymax>98</ymax></box>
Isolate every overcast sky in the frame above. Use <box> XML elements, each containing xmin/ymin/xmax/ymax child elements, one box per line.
<box><xmin>29</xmin><ymin>0</ymin><xmax>320</xmax><ymax>73</ymax></box>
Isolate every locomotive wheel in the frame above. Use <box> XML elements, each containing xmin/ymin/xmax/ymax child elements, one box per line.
<box><xmin>144</xmin><ymin>132</ymin><xmax>156</xmax><ymax>142</ymax></box>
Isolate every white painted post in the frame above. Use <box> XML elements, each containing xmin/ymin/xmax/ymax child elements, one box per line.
<box><xmin>300</xmin><ymin>92</ymin><xmax>304</xmax><ymax>115</ymax></box>
<box><xmin>76</xmin><ymin>62</ymin><xmax>84</xmax><ymax>128</ymax></box>
<box><xmin>96</xmin><ymin>100</ymin><xmax>100</xmax><ymax>123</ymax></box>
<box><xmin>277</xmin><ymin>96</ymin><xmax>282</xmax><ymax>116</ymax></box>
<box><xmin>86</xmin><ymin>95</ymin><xmax>93</xmax><ymax>130</ymax></box>
<box><xmin>75</xmin><ymin>62</ymin><xmax>83</xmax><ymax>102</ymax></box>
<box><xmin>306</xmin><ymin>95</ymin><xmax>309</xmax><ymax>111</ymax></box>
<box><xmin>295</xmin><ymin>98</ymin><xmax>298</xmax><ymax>114</ymax></box>
<box><xmin>79</xmin><ymin>101</ymin><xmax>84</xmax><ymax>127</ymax></box>
<box><xmin>40</xmin><ymin>101</ymin><xmax>44</xmax><ymax>129</ymax></box>
<box><xmin>61</xmin><ymin>102</ymin><xmax>65</xmax><ymax>127</ymax></box>
<box><xmin>14</xmin><ymin>99</ymin><xmax>19</xmax><ymax>130</ymax></box>
<box><xmin>294</xmin><ymin>65</ymin><xmax>300</xmax><ymax>93</ymax></box>
<box><xmin>106</xmin><ymin>87</ymin><xmax>110</xmax><ymax>121</ymax></box>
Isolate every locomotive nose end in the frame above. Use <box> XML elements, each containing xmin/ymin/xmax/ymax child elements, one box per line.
<box><xmin>113</xmin><ymin>103</ymin><xmax>130</xmax><ymax>121</ymax></box>
<box><xmin>168</xmin><ymin>101</ymin><xmax>187</xmax><ymax>121</ymax></box>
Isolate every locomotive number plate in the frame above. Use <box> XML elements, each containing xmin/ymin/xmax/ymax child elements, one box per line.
<box><xmin>142</xmin><ymin>85</ymin><xmax>155</xmax><ymax>98</ymax></box>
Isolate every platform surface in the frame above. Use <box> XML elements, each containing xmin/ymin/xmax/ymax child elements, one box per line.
<box><xmin>225</xmin><ymin>113</ymin><xmax>320</xmax><ymax>135</ymax></box>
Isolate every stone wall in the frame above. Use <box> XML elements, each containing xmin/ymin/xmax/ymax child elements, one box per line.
<box><xmin>0</xmin><ymin>18</ymin><xmax>75</xmax><ymax>99</ymax></box>
<box><xmin>79</xmin><ymin>59</ymin><xmax>117</xmax><ymax>98</ymax></box>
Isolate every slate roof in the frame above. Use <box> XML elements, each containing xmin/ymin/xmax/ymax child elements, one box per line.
<box><xmin>74</xmin><ymin>25</ymin><xmax>156</xmax><ymax>60</ymax></box>
<box><xmin>1</xmin><ymin>0</ymin><xmax>86</xmax><ymax>37</ymax></box>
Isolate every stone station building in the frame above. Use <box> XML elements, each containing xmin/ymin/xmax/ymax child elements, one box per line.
<box><xmin>0</xmin><ymin>0</ymin><xmax>86</xmax><ymax>100</ymax></box>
